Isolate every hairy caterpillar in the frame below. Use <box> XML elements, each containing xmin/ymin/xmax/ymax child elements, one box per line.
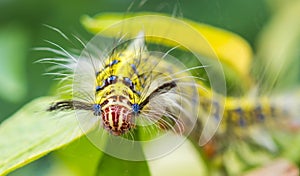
<box><xmin>39</xmin><ymin>20</ymin><xmax>206</xmax><ymax>160</ymax></box>
<box><xmin>47</xmin><ymin>32</ymin><xmax>198</xmax><ymax>137</ymax></box>
<box><xmin>39</xmin><ymin>15</ymin><xmax>299</xmax><ymax>167</ymax></box>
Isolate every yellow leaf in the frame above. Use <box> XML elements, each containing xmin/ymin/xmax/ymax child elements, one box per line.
<box><xmin>81</xmin><ymin>12</ymin><xmax>253</xmax><ymax>89</ymax></box>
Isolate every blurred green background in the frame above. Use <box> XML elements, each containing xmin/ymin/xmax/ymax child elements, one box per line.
<box><xmin>2</xmin><ymin>0</ymin><xmax>300</xmax><ymax>176</ymax></box>
<box><xmin>0</xmin><ymin>0</ymin><xmax>271</xmax><ymax>122</ymax></box>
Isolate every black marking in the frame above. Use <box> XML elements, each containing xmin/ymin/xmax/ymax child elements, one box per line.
<box><xmin>123</xmin><ymin>77</ymin><xmax>134</xmax><ymax>90</ymax></box>
<box><xmin>131</xmin><ymin>64</ymin><xmax>138</xmax><ymax>74</ymax></box>
<box><xmin>140</xmin><ymin>74</ymin><xmax>147</xmax><ymax>88</ymax></box>
<box><xmin>235</xmin><ymin>108</ymin><xmax>246</xmax><ymax>127</ymax></box>
<box><xmin>123</xmin><ymin>77</ymin><xmax>141</xmax><ymax>96</ymax></box>
<box><xmin>109</xmin><ymin>95</ymin><xmax>118</xmax><ymax>102</ymax></box>
<box><xmin>100</xmin><ymin>99</ymin><xmax>109</xmax><ymax>107</ymax></box>
<box><xmin>48</xmin><ymin>100</ymin><xmax>93</xmax><ymax>112</ymax></box>
<box><xmin>254</xmin><ymin>105</ymin><xmax>264</xmax><ymax>121</ymax></box>
<box><xmin>127</xmin><ymin>100</ymin><xmax>132</xmax><ymax>107</ymax></box>
<box><xmin>95</xmin><ymin>60</ymin><xmax>120</xmax><ymax>76</ymax></box>
<box><xmin>96</xmin><ymin>86</ymin><xmax>102</xmax><ymax>92</ymax></box>
<box><xmin>139</xmin><ymin>81</ymin><xmax>177</xmax><ymax>110</ymax></box>
<box><xmin>270</xmin><ymin>106</ymin><xmax>277</xmax><ymax>118</ymax></box>
<box><xmin>107</xmin><ymin>75</ymin><xmax>117</xmax><ymax>84</ymax></box>
<box><xmin>119</xmin><ymin>95</ymin><xmax>127</xmax><ymax>102</ymax></box>
<box><xmin>96</xmin><ymin>75</ymin><xmax>118</xmax><ymax>92</ymax></box>
<box><xmin>212</xmin><ymin>101</ymin><xmax>220</xmax><ymax>121</ymax></box>
<box><xmin>134</xmin><ymin>73</ymin><xmax>147</xmax><ymax>88</ymax></box>
<box><xmin>239</xmin><ymin>117</ymin><xmax>246</xmax><ymax>127</ymax></box>
<box><xmin>109</xmin><ymin>60</ymin><xmax>119</xmax><ymax>66</ymax></box>
<box><xmin>122</xmin><ymin>89</ymin><xmax>129</xmax><ymax>96</ymax></box>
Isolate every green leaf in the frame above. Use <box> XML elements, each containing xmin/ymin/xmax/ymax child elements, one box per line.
<box><xmin>46</xmin><ymin>136</ymin><xmax>103</xmax><ymax>176</ymax></box>
<box><xmin>273</xmin><ymin>131</ymin><xmax>300</xmax><ymax>163</ymax></box>
<box><xmin>95</xmin><ymin>136</ymin><xmax>150</xmax><ymax>176</ymax></box>
<box><xmin>96</xmin><ymin>153</ymin><xmax>150</xmax><ymax>176</ymax></box>
<box><xmin>255</xmin><ymin>0</ymin><xmax>300</xmax><ymax>93</ymax></box>
<box><xmin>0</xmin><ymin>97</ymin><xmax>84</xmax><ymax>175</ymax></box>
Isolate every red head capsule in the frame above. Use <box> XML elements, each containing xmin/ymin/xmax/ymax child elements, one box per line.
<box><xmin>101</xmin><ymin>103</ymin><xmax>134</xmax><ymax>136</ymax></box>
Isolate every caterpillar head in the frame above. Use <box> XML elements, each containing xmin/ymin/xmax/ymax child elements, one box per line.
<box><xmin>101</xmin><ymin>104</ymin><xmax>135</xmax><ymax>135</ymax></box>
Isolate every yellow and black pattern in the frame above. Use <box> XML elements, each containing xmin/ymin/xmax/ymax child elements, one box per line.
<box><xmin>48</xmin><ymin>35</ymin><xmax>198</xmax><ymax>136</ymax></box>
<box><xmin>47</xmin><ymin>32</ymin><xmax>295</xmax><ymax>145</ymax></box>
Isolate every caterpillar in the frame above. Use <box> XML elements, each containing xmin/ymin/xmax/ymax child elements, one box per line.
<box><xmin>40</xmin><ymin>25</ymin><xmax>204</xmax><ymax>161</ymax></box>
<box><xmin>39</xmin><ymin>14</ymin><xmax>299</xmax><ymax>173</ymax></box>
<box><xmin>47</xmin><ymin>33</ymin><xmax>199</xmax><ymax>137</ymax></box>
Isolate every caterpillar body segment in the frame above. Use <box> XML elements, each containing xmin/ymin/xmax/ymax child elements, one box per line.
<box><xmin>194</xmin><ymin>91</ymin><xmax>299</xmax><ymax>162</ymax></box>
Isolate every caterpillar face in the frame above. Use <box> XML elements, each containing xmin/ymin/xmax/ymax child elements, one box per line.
<box><xmin>94</xmin><ymin>76</ymin><xmax>139</xmax><ymax>135</ymax></box>
<box><xmin>101</xmin><ymin>103</ymin><xmax>134</xmax><ymax>136</ymax></box>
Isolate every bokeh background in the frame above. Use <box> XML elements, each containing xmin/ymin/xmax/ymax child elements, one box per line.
<box><xmin>0</xmin><ymin>0</ymin><xmax>271</xmax><ymax>121</ymax></box>
<box><xmin>1</xmin><ymin>0</ymin><xmax>300</xmax><ymax>175</ymax></box>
